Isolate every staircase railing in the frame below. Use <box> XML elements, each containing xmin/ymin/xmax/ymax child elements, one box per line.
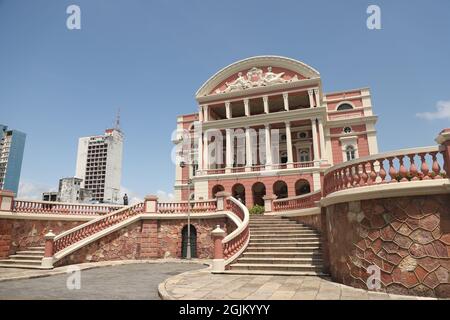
<box><xmin>52</xmin><ymin>202</ymin><xmax>144</xmax><ymax>254</ymax></box>
<box><xmin>12</xmin><ymin>199</ymin><xmax>123</xmax><ymax>215</ymax></box>
<box><xmin>323</xmin><ymin>146</ymin><xmax>447</xmax><ymax>197</ymax></box>
<box><xmin>273</xmin><ymin>190</ymin><xmax>321</xmax><ymax>212</ymax></box>
<box><xmin>222</xmin><ymin>197</ymin><xmax>250</xmax><ymax>265</ymax></box>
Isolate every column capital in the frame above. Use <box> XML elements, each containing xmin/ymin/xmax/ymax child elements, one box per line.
<box><xmin>284</xmin><ymin>121</ymin><xmax>291</xmax><ymax>127</ymax></box>
<box><xmin>282</xmin><ymin>92</ymin><xmax>289</xmax><ymax>99</ymax></box>
<box><xmin>308</xmin><ymin>89</ymin><xmax>314</xmax><ymax>96</ymax></box>
<box><xmin>264</xmin><ymin>123</ymin><xmax>271</xmax><ymax>129</ymax></box>
<box><xmin>262</xmin><ymin>95</ymin><xmax>268</xmax><ymax>102</ymax></box>
<box><xmin>313</xmin><ymin>88</ymin><xmax>320</xmax><ymax>94</ymax></box>
<box><xmin>225</xmin><ymin>101</ymin><xmax>230</xmax><ymax>107</ymax></box>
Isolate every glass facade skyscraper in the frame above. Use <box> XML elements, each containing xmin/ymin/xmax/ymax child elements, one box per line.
<box><xmin>0</xmin><ymin>124</ymin><xmax>26</xmax><ymax>195</ymax></box>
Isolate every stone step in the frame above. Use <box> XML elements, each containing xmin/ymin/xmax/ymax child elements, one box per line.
<box><xmin>250</xmin><ymin>229</ymin><xmax>320</xmax><ymax>236</ymax></box>
<box><xmin>247</xmin><ymin>241</ymin><xmax>321</xmax><ymax>247</ymax></box>
<box><xmin>249</xmin><ymin>221</ymin><xmax>298</xmax><ymax>225</ymax></box>
<box><xmin>245</xmin><ymin>246</ymin><xmax>322</xmax><ymax>252</ymax></box>
<box><xmin>222</xmin><ymin>269</ymin><xmax>329</xmax><ymax>277</ymax></box>
<box><xmin>250</xmin><ymin>234</ymin><xmax>320</xmax><ymax>239</ymax></box>
<box><xmin>9</xmin><ymin>254</ymin><xmax>43</xmax><ymax>260</ymax></box>
<box><xmin>237</xmin><ymin>257</ymin><xmax>323</xmax><ymax>265</ymax></box>
<box><xmin>27</xmin><ymin>246</ymin><xmax>45</xmax><ymax>250</ymax></box>
<box><xmin>230</xmin><ymin>263</ymin><xmax>323</xmax><ymax>272</ymax></box>
<box><xmin>16</xmin><ymin>250</ymin><xmax>45</xmax><ymax>255</ymax></box>
<box><xmin>0</xmin><ymin>263</ymin><xmax>48</xmax><ymax>270</ymax></box>
<box><xmin>0</xmin><ymin>259</ymin><xmax>42</xmax><ymax>265</ymax></box>
<box><xmin>250</xmin><ymin>237</ymin><xmax>321</xmax><ymax>243</ymax></box>
<box><xmin>243</xmin><ymin>252</ymin><xmax>322</xmax><ymax>258</ymax></box>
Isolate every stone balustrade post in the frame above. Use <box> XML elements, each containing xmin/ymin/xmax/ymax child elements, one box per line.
<box><xmin>215</xmin><ymin>191</ymin><xmax>231</xmax><ymax>211</ymax></box>
<box><xmin>263</xmin><ymin>194</ymin><xmax>277</xmax><ymax>213</ymax></box>
<box><xmin>211</xmin><ymin>225</ymin><xmax>226</xmax><ymax>272</ymax></box>
<box><xmin>144</xmin><ymin>195</ymin><xmax>158</xmax><ymax>213</ymax></box>
<box><xmin>41</xmin><ymin>230</ymin><xmax>56</xmax><ymax>269</ymax></box>
<box><xmin>436</xmin><ymin>128</ymin><xmax>450</xmax><ymax>176</ymax></box>
<box><xmin>0</xmin><ymin>190</ymin><xmax>14</xmax><ymax>212</ymax></box>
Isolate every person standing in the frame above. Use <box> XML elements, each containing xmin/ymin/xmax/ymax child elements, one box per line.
<box><xmin>123</xmin><ymin>193</ymin><xmax>129</xmax><ymax>205</ymax></box>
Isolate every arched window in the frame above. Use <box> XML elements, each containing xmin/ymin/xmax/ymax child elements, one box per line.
<box><xmin>346</xmin><ymin>145</ymin><xmax>356</xmax><ymax>161</ymax></box>
<box><xmin>337</xmin><ymin>103</ymin><xmax>353</xmax><ymax>111</ymax></box>
<box><xmin>211</xmin><ymin>185</ymin><xmax>224</xmax><ymax>198</ymax></box>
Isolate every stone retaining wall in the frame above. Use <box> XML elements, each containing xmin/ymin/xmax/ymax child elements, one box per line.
<box><xmin>323</xmin><ymin>195</ymin><xmax>450</xmax><ymax>298</ymax></box>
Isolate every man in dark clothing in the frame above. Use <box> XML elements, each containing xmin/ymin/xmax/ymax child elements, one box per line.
<box><xmin>123</xmin><ymin>193</ymin><xmax>129</xmax><ymax>205</ymax></box>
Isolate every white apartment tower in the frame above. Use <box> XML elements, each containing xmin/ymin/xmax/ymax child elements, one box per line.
<box><xmin>75</xmin><ymin>122</ymin><xmax>123</xmax><ymax>204</ymax></box>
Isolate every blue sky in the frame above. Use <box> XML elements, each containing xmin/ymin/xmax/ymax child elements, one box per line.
<box><xmin>1</xmin><ymin>0</ymin><xmax>449</xmax><ymax>201</ymax></box>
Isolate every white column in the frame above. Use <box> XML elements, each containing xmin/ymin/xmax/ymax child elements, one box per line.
<box><xmin>264</xmin><ymin>124</ymin><xmax>272</xmax><ymax>170</ymax></box>
<box><xmin>203</xmin><ymin>131</ymin><xmax>209</xmax><ymax>170</ymax></box>
<box><xmin>263</xmin><ymin>95</ymin><xmax>269</xmax><ymax>114</ymax></box>
<box><xmin>225</xmin><ymin>128</ymin><xmax>232</xmax><ymax>173</ymax></box>
<box><xmin>244</xmin><ymin>99</ymin><xmax>250</xmax><ymax>116</ymax></box>
<box><xmin>225</xmin><ymin>101</ymin><xmax>231</xmax><ymax>119</ymax></box>
<box><xmin>308</xmin><ymin>89</ymin><xmax>315</xmax><ymax>108</ymax></box>
<box><xmin>285</xmin><ymin>122</ymin><xmax>293</xmax><ymax>168</ymax></box>
<box><xmin>245</xmin><ymin>127</ymin><xmax>253</xmax><ymax>171</ymax></box>
<box><xmin>314</xmin><ymin>88</ymin><xmax>320</xmax><ymax>108</ymax></box>
<box><xmin>283</xmin><ymin>92</ymin><xmax>289</xmax><ymax>111</ymax></box>
<box><xmin>198</xmin><ymin>106</ymin><xmax>204</xmax><ymax>122</ymax></box>
<box><xmin>318</xmin><ymin>117</ymin><xmax>326</xmax><ymax>162</ymax></box>
<box><xmin>311</xmin><ymin>118</ymin><xmax>319</xmax><ymax>164</ymax></box>
<box><xmin>203</xmin><ymin>105</ymin><xmax>209</xmax><ymax>121</ymax></box>
<box><xmin>197</xmin><ymin>132</ymin><xmax>203</xmax><ymax>172</ymax></box>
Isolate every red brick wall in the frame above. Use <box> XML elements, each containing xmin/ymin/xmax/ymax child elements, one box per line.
<box><xmin>325</xmin><ymin>195</ymin><xmax>450</xmax><ymax>298</ymax></box>
<box><xmin>0</xmin><ymin>219</ymin><xmax>86</xmax><ymax>258</ymax></box>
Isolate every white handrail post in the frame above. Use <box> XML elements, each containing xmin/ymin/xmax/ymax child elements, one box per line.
<box><xmin>215</xmin><ymin>191</ymin><xmax>231</xmax><ymax>211</ymax></box>
<box><xmin>263</xmin><ymin>194</ymin><xmax>277</xmax><ymax>213</ymax></box>
<box><xmin>144</xmin><ymin>195</ymin><xmax>158</xmax><ymax>213</ymax></box>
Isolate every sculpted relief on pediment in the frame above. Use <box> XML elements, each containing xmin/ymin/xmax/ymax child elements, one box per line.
<box><xmin>214</xmin><ymin>67</ymin><xmax>300</xmax><ymax>94</ymax></box>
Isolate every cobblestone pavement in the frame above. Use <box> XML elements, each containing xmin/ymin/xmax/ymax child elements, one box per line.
<box><xmin>0</xmin><ymin>260</ymin><xmax>205</xmax><ymax>300</ymax></box>
<box><xmin>159</xmin><ymin>268</ymin><xmax>437</xmax><ymax>300</ymax></box>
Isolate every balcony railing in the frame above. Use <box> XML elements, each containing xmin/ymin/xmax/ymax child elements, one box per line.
<box><xmin>203</xmin><ymin>161</ymin><xmax>316</xmax><ymax>175</ymax></box>
<box><xmin>157</xmin><ymin>200</ymin><xmax>217</xmax><ymax>213</ymax></box>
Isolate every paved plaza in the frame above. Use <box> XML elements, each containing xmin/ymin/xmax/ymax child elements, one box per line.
<box><xmin>0</xmin><ymin>260</ymin><xmax>438</xmax><ymax>300</ymax></box>
<box><xmin>159</xmin><ymin>267</ymin><xmax>436</xmax><ymax>300</ymax></box>
<box><xmin>0</xmin><ymin>260</ymin><xmax>204</xmax><ymax>300</ymax></box>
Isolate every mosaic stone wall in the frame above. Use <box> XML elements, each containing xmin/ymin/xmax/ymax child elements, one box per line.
<box><xmin>0</xmin><ymin>219</ymin><xmax>85</xmax><ymax>258</ymax></box>
<box><xmin>325</xmin><ymin>195</ymin><xmax>450</xmax><ymax>298</ymax></box>
<box><xmin>55</xmin><ymin>217</ymin><xmax>230</xmax><ymax>266</ymax></box>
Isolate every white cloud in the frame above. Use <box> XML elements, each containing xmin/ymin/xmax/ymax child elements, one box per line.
<box><xmin>18</xmin><ymin>180</ymin><xmax>56</xmax><ymax>200</ymax></box>
<box><xmin>156</xmin><ymin>190</ymin><xmax>175</xmax><ymax>202</ymax></box>
<box><xmin>416</xmin><ymin>100</ymin><xmax>450</xmax><ymax>120</ymax></box>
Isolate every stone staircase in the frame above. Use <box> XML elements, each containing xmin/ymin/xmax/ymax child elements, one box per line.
<box><xmin>225</xmin><ymin>215</ymin><xmax>329</xmax><ymax>276</ymax></box>
<box><xmin>0</xmin><ymin>246</ymin><xmax>47</xmax><ymax>269</ymax></box>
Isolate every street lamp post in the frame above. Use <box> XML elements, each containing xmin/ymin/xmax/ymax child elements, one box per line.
<box><xmin>180</xmin><ymin>161</ymin><xmax>192</xmax><ymax>260</ymax></box>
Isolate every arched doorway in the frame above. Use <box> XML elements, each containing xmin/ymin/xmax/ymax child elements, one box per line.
<box><xmin>211</xmin><ymin>184</ymin><xmax>224</xmax><ymax>198</ymax></box>
<box><xmin>273</xmin><ymin>180</ymin><xmax>288</xmax><ymax>199</ymax></box>
<box><xmin>295</xmin><ymin>179</ymin><xmax>311</xmax><ymax>196</ymax></box>
<box><xmin>252</xmin><ymin>182</ymin><xmax>266</xmax><ymax>206</ymax></box>
<box><xmin>181</xmin><ymin>224</ymin><xmax>197</xmax><ymax>258</ymax></box>
<box><xmin>232</xmin><ymin>183</ymin><xmax>246</xmax><ymax>204</ymax></box>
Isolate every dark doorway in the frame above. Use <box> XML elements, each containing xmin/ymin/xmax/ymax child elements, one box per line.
<box><xmin>181</xmin><ymin>224</ymin><xmax>197</xmax><ymax>258</ymax></box>
<box><xmin>273</xmin><ymin>180</ymin><xmax>288</xmax><ymax>199</ymax></box>
<box><xmin>232</xmin><ymin>183</ymin><xmax>246</xmax><ymax>204</ymax></box>
<box><xmin>295</xmin><ymin>179</ymin><xmax>311</xmax><ymax>196</ymax></box>
<box><xmin>252</xmin><ymin>182</ymin><xmax>266</xmax><ymax>206</ymax></box>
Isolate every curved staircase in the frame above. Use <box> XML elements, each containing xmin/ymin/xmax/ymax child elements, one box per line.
<box><xmin>225</xmin><ymin>215</ymin><xmax>329</xmax><ymax>276</ymax></box>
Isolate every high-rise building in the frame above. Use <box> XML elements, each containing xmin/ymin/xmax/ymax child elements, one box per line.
<box><xmin>0</xmin><ymin>124</ymin><xmax>26</xmax><ymax>195</ymax></box>
<box><xmin>75</xmin><ymin>122</ymin><xmax>123</xmax><ymax>204</ymax></box>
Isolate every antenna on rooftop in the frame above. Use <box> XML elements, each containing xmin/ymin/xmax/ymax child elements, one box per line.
<box><xmin>115</xmin><ymin>108</ymin><xmax>121</xmax><ymax>131</ymax></box>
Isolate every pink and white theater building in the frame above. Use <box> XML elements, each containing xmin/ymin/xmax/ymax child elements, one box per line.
<box><xmin>174</xmin><ymin>56</ymin><xmax>379</xmax><ymax>207</ymax></box>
